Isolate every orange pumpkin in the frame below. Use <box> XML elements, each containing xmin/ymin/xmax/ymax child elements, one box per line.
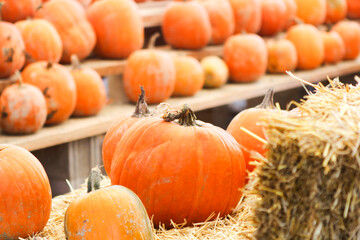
<box><xmin>172</xmin><ymin>56</ymin><xmax>204</xmax><ymax>96</ymax></box>
<box><xmin>346</xmin><ymin>0</ymin><xmax>360</xmax><ymax>19</ymax></box>
<box><xmin>283</xmin><ymin>0</ymin><xmax>297</xmax><ymax>29</ymax></box>
<box><xmin>294</xmin><ymin>0</ymin><xmax>326</xmax><ymax>26</ymax></box>
<box><xmin>321</xmin><ymin>30</ymin><xmax>345</xmax><ymax>64</ymax></box>
<box><xmin>110</xmin><ymin>104</ymin><xmax>246</xmax><ymax>227</ymax></box>
<box><xmin>21</xmin><ymin>61</ymin><xmax>77</xmax><ymax>125</ymax></box>
<box><xmin>199</xmin><ymin>0</ymin><xmax>235</xmax><ymax>45</ymax></box>
<box><xmin>229</xmin><ymin>0</ymin><xmax>262</xmax><ymax>34</ymax></box>
<box><xmin>325</xmin><ymin>0</ymin><xmax>347</xmax><ymax>23</ymax></box>
<box><xmin>35</xmin><ymin>0</ymin><xmax>96</xmax><ymax>63</ymax></box>
<box><xmin>0</xmin><ymin>0</ymin><xmax>42</xmax><ymax>22</ymax></box>
<box><xmin>259</xmin><ymin>0</ymin><xmax>287</xmax><ymax>36</ymax></box>
<box><xmin>15</xmin><ymin>19</ymin><xmax>63</xmax><ymax>65</ymax></box>
<box><xmin>332</xmin><ymin>21</ymin><xmax>360</xmax><ymax>60</ymax></box>
<box><xmin>201</xmin><ymin>56</ymin><xmax>229</xmax><ymax>88</ymax></box>
<box><xmin>286</xmin><ymin>24</ymin><xmax>324</xmax><ymax>70</ymax></box>
<box><xmin>266</xmin><ymin>38</ymin><xmax>298</xmax><ymax>73</ymax></box>
<box><xmin>87</xmin><ymin>0</ymin><xmax>144</xmax><ymax>59</ymax></box>
<box><xmin>70</xmin><ymin>55</ymin><xmax>106</xmax><ymax>117</ymax></box>
<box><xmin>0</xmin><ymin>73</ymin><xmax>47</xmax><ymax>134</ymax></box>
<box><xmin>0</xmin><ymin>3</ymin><xmax>25</xmax><ymax>79</ymax></box>
<box><xmin>224</xmin><ymin>33</ymin><xmax>267</xmax><ymax>82</ymax></box>
<box><xmin>0</xmin><ymin>144</ymin><xmax>52</xmax><ymax>239</ymax></box>
<box><xmin>162</xmin><ymin>1</ymin><xmax>211</xmax><ymax>49</ymax></box>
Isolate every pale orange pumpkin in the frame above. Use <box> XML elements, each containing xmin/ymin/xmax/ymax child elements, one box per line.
<box><xmin>294</xmin><ymin>0</ymin><xmax>326</xmax><ymax>26</ymax></box>
<box><xmin>229</xmin><ymin>0</ymin><xmax>262</xmax><ymax>34</ymax></box>
<box><xmin>266</xmin><ymin>38</ymin><xmax>298</xmax><ymax>73</ymax></box>
<box><xmin>201</xmin><ymin>56</ymin><xmax>229</xmax><ymax>88</ymax></box>
<box><xmin>259</xmin><ymin>0</ymin><xmax>288</xmax><ymax>36</ymax></box>
<box><xmin>325</xmin><ymin>0</ymin><xmax>347</xmax><ymax>23</ymax></box>
<box><xmin>321</xmin><ymin>30</ymin><xmax>345</xmax><ymax>64</ymax></box>
<box><xmin>332</xmin><ymin>21</ymin><xmax>360</xmax><ymax>60</ymax></box>
<box><xmin>0</xmin><ymin>0</ymin><xmax>42</xmax><ymax>22</ymax></box>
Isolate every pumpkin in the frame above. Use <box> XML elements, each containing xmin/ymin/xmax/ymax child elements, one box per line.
<box><xmin>321</xmin><ymin>30</ymin><xmax>345</xmax><ymax>64</ymax></box>
<box><xmin>0</xmin><ymin>72</ymin><xmax>47</xmax><ymax>134</ymax></box>
<box><xmin>0</xmin><ymin>144</ymin><xmax>52</xmax><ymax>239</ymax></box>
<box><xmin>70</xmin><ymin>55</ymin><xmax>106</xmax><ymax>117</ymax></box>
<box><xmin>199</xmin><ymin>0</ymin><xmax>235</xmax><ymax>45</ymax></box>
<box><xmin>228</xmin><ymin>0</ymin><xmax>262</xmax><ymax>34</ymax></box>
<box><xmin>35</xmin><ymin>0</ymin><xmax>96</xmax><ymax>63</ymax></box>
<box><xmin>110</xmin><ymin>104</ymin><xmax>246</xmax><ymax>227</ymax></box>
<box><xmin>346</xmin><ymin>0</ymin><xmax>360</xmax><ymax>19</ymax></box>
<box><xmin>283</xmin><ymin>0</ymin><xmax>297</xmax><ymax>29</ymax></box>
<box><xmin>102</xmin><ymin>87</ymin><xmax>152</xmax><ymax>176</ymax></box>
<box><xmin>259</xmin><ymin>0</ymin><xmax>287</xmax><ymax>36</ymax></box>
<box><xmin>123</xmin><ymin>33</ymin><xmax>175</xmax><ymax>104</ymax></box>
<box><xmin>224</xmin><ymin>33</ymin><xmax>267</xmax><ymax>82</ymax></box>
<box><xmin>332</xmin><ymin>21</ymin><xmax>360</xmax><ymax>60</ymax></box>
<box><xmin>201</xmin><ymin>55</ymin><xmax>229</xmax><ymax>88</ymax></box>
<box><xmin>294</xmin><ymin>0</ymin><xmax>326</xmax><ymax>26</ymax></box>
<box><xmin>15</xmin><ymin>19</ymin><xmax>63</xmax><ymax>65</ymax></box>
<box><xmin>65</xmin><ymin>167</ymin><xmax>154</xmax><ymax>240</ymax></box>
<box><xmin>325</xmin><ymin>0</ymin><xmax>347</xmax><ymax>23</ymax></box>
<box><xmin>227</xmin><ymin>89</ymin><xmax>275</xmax><ymax>173</ymax></box>
<box><xmin>21</xmin><ymin>61</ymin><xmax>77</xmax><ymax>125</ymax></box>
<box><xmin>286</xmin><ymin>24</ymin><xmax>324</xmax><ymax>70</ymax></box>
<box><xmin>0</xmin><ymin>3</ymin><xmax>25</xmax><ymax>79</ymax></box>
<box><xmin>0</xmin><ymin>0</ymin><xmax>42</xmax><ymax>22</ymax></box>
<box><xmin>87</xmin><ymin>0</ymin><xmax>144</xmax><ymax>59</ymax></box>
<box><xmin>172</xmin><ymin>55</ymin><xmax>204</xmax><ymax>97</ymax></box>
<box><xmin>162</xmin><ymin>1</ymin><xmax>211</xmax><ymax>49</ymax></box>
<box><xmin>266</xmin><ymin>38</ymin><xmax>298</xmax><ymax>73</ymax></box>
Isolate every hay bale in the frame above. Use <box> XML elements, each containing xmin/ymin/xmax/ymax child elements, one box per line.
<box><xmin>250</xmin><ymin>76</ymin><xmax>360</xmax><ymax>239</ymax></box>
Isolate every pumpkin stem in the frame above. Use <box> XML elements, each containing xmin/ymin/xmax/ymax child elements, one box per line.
<box><xmin>163</xmin><ymin>104</ymin><xmax>197</xmax><ymax>126</ymax></box>
<box><xmin>292</xmin><ymin>17</ymin><xmax>304</xmax><ymax>25</ymax></box>
<box><xmin>70</xmin><ymin>54</ymin><xmax>81</xmax><ymax>70</ymax></box>
<box><xmin>46</xmin><ymin>61</ymin><xmax>53</xmax><ymax>70</ymax></box>
<box><xmin>132</xmin><ymin>86</ymin><xmax>150</xmax><ymax>118</ymax></box>
<box><xmin>87</xmin><ymin>166</ymin><xmax>103</xmax><ymax>193</ymax></box>
<box><xmin>14</xmin><ymin>71</ymin><xmax>23</xmax><ymax>87</ymax></box>
<box><xmin>148</xmin><ymin>32</ymin><xmax>160</xmax><ymax>49</ymax></box>
<box><xmin>256</xmin><ymin>88</ymin><xmax>276</xmax><ymax>109</ymax></box>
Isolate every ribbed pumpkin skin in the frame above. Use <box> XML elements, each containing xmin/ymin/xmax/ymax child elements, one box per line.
<box><xmin>0</xmin><ymin>144</ymin><xmax>52</xmax><ymax>239</ymax></box>
<box><xmin>110</xmin><ymin>117</ymin><xmax>246</xmax><ymax>227</ymax></box>
<box><xmin>0</xmin><ymin>83</ymin><xmax>47</xmax><ymax>134</ymax></box>
<box><xmin>65</xmin><ymin>185</ymin><xmax>153</xmax><ymax>240</ymax></box>
<box><xmin>15</xmin><ymin>19</ymin><xmax>63</xmax><ymax>65</ymax></box>
<box><xmin>294</xmin><ymin>0</ymin><xmax>326</xmax><ymax>26</ymax></box>
<box><xmin>332</xmin><ymin>21</ymin><xmax>360</xmax><ymax>60</ymax></box>
<box><xmin>228</xmin><ymin>0</ymin><xmax>262</xmax><ymax>34</ymax></box>
<box><xmin>87</xmin><ymin>0</ymin><xmax>144</xmax><ymax>59</ymax></box>
<box><xmin>0</xmin><ymin>22</ymin><xmax>25</xmax><ymax>78</ymax></box>
<box><xmin>1</xmin><ymin>0</ymin><xmax>42</xmax><ymax>22</ymax></box>
<box><xmin>21</xmin><ymin>61</ymin><xmax>77</xmax><ymax>125</ymax></box>
<box><xmin>35</xmin><ymin>0</ymin><xmax>96</xmax><ymax>63</ymax></box>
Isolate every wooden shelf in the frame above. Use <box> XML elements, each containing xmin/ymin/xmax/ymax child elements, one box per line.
<box><xmin>139</xmin><ymin>1</ymin><xmax>171</xmax><ymax>27</ymax></box>
<box><xmin>2</xmin><ymin>58</ymin><xmax>360</xmax><ymax>152</ymax></box>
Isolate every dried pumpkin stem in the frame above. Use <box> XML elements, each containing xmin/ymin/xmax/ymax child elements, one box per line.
<box><xmin>132</xmin><ymin>86</ymin><xmax>150</xmax><ymax>117</ymax></box>
<box><xmin>87</xmin><ymin>166</ymin><xmax>102</xmax><ymax>193</ymax></box>
<box><xmin>148</xmin><ymin>32</ymin><xmax>160</xmax><ymax>49</ymax></box>
<box><xmin>14</xmin><ymin>70</ymin><xmax>23</xmax><ymax>87</ymax></box>
<box><xmin>46</xmin><ymin>61</ymin><xmax>53</xmax><ymax>70</ymax></box>
<box><xmin>70</xmin><ymin>54</ymin><xmax>81</xmax><ymax>70</ymax></box>
<box><xmin>256</xmin><ymin>88</ymin><xmax>276</xmax><ymax>109</ymax></box>
<box><xmin>163</xmin><ymin>104</ymin><xmax>197</xmax><ymax>126</ymax></box>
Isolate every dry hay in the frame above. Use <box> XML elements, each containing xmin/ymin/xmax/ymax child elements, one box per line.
<box><xmin>23</xmin><ymin>177</ymin><xmax>256</xmax><ymax>240</ymax></box>
<box><xmin>248</xmin><ymin>74</ymin><xmax>360</xmax><ymax>239</ymax></box>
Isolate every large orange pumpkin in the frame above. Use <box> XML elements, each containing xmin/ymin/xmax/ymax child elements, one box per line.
<box><xmin>325</xmin><ymin>0</ymin><xmax>347</xmax><ymax>23</ymax></box>
<box><xmin>346</xmin><ymin>0</ymin><xmax>360</xmax><ymax>19</ymax></box>
<box><xmin>87</xmin><ymin>0</ymin><xmax>144</xmax><ymax>59</ymax></box>
<box><xmin>0</xmin><ymin>144</ymin><xmax>52</xmax><ymax>239</ymax></box>
<box><xmin>321</xmin><ymin>30</ymin><xmax>345</xmax><ymax>64</ymax></box>
<box><xmin>259</xmin><ymin>0</ymin><xmax>287</xmax><ymax>36</ymax></box>
<box><xmin>224</xmin><ymin>33</ymin><xmax>267</xmax><ymax>82</ymax></box>
<box><xmin>35</xmin><ymin>0</ymin><xmax>96</xmax><ymax>63</ymax></box>
<box><xmin>294</xmin><ymin>0</ymin><xmax>326</xmax><ymax>26</ymax></box>
<box><xmin>332</xmin><ymin>21</ymin><xmax>360</xmax><ymax>60</ymax></box>
<box><xmin>110</xmin><ymin>105</ymin><xmax>246</xmax><ymax>227</ymax></box>
<box><xmin>65</xmin><ymin>167</ymin><xmax>153</xmax><ymax>240</ymax></box>
<box><xmin>266</xmin><ymin>39</ymin><xmax>298</xmax><ymax>73</ymax></box>
<box><xmin>286</xmin><ymin>24</ymin><xmax>324</xmax><ymax>70</ymax></box>
<box><xmin>162</xmin><ymin>1</ymin><xmax>211</xmax><ymax>49</ymax></box>
<box><xmin>0</xmin><ymin>0</ymin><xmax>42</xmax><ymax>22</ymax></box>
<box><xmin>229</xmin><ymin>0</ymin><xmax>262</xmax><ymax>34</ymax></box>
<box><xmin>21</xmin><ymin>61</ymin><xmax>77</xmax><ymax>125</ymax></box>
<box><xmin>15</xmin><ymin>19</ymin><xmax>63</xmax><ymax>65</ymax></box>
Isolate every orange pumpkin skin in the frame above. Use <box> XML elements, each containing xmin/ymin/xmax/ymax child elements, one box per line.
<box><xmin>162</xmin><ymin>1</ymin><xmax>211</xmax><ymax>49</ymax></box>
<box><xmin>15</xmin><ymin>19</ymin><xmax>63</xmax><ymax>66</ymax></box>
<box><xmin>346</xmin><ymin>0</ymin><xmax>360</xmax><ymax>19</ymax></box>
<box><xmin>321</xmin><ymin>31</ymin><xmax>345</xmax><ymax>64</ymax></box>
<box><xmin>110</xmin><ymin>110</ymin><xmax>246</xmax><ymax>227</ymax></box>
<box><xmin>266</xmin><ymin>39</ymin><xmax>297</xmax><ymax>73</ymax></box>
<box><xmin>0</xmin><ymin>144</ymin><xmax>52</xmax><ymax>239</ymax></box>
<box><xmin>199</xmin><ymin>0</ymin><xmax>235</xmax><ymax>45</ymax></box>
<box><xmin>123</xmin><ymin>50</ymin><xmax>175</xmax><ymax>104</ymax></box>
<box><xmin>173</xmin><ymin>56</ymin><xmax>204</xmax><ymax>97</ymax></box>
<box><xmin>0</xmin><ymin>82</ymin><xmax>47</xmax><ymax>134</ymax></box>
<box><xmin>286</xmin><ymin>24</ymin><xmax>324</xmax><ymax>70</ymax></box>
<box><xmin>224</xmin><ymin>33</ymin><xmax>267</xmax><ymax>82</ymax></box>
<box><xmin>332</xmin><ymin>21</ymin><xmax>360</xmax><ymax>60</ymax></box>
<box><xmin>229</xmin><ymin>0</ymin><xmax>262</xmax><ymax>34</ymax></box>
<box><xmin>21</xmin><ymin>61</ymin><xmax>77</xmax><ymax>125</ymax></box>
<box><xmin>294</xmin><ymin>0</ymin><xmax>326</xmax><ymax>26</ymax></box>
<box><xmin>0</xmin><ymin>0</ymin><xmax>42</xmax><ymax>22</ymax></box>
<box><xmin>65</xmin><ymin>185</ymin><xmax>153</xmax><ymax>240</ymax></box>
<box><xmin>259</xmin><ymin>0</ymin><xmax>287</xmax><ymax>36</ymax></box>
<box><xmin>35</xmin><ymin>0</ymin><xmax>96</xmax><ymax>63</ymax></box>
<box><xmin>0</xmin><ymin>21</ymin><xmax>25</xmax><ymax>78</ymax></box>
<box><xmin>325</xmin><ymin>0</ymin><xmax>347</xmax><ymax>23</ymax></box>
<box><xmin>87</xmin><ymin>0</ymin><xmax>144</xmax><ymax>59</ymax></box>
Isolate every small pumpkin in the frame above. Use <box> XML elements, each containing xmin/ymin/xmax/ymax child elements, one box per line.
<box><xmin>65</xmin><ymin>167</ymin><xmax>154</xmax><ymax>240</ymax></box>
<box><xmin>21</xmin><ymin>61</ymin><xmax>77</xmax><ymax>125</ymax></box>
<box><xmin>201</xmin><ymin>55</ymin><xmax>229</xmax><ymax>88</ymax></box>
<box><xmin>346</xmin><ymin>0</ymin><xmax>360</xmax><ymax>19</ymax></box>
<box><xmin>0</xmin><ymin>144</ymin><xmax>52</xmax><ymax>239</ymax></box>
<box><xmin>266</xmin><ymin>38</ymin><xmax>298</xmax><ymax>73</ymax></box>
<box><xmin>224</xmin><ymin>33</ymin><xmax>267</xmax><ymax>82</ymax></box>
<box><xmin>294</xmin><ymin>0</ymin><xmax>326</xmax><ymax>26</ymax></box>
<box><xmin>321</xmin><ymin>30</ymin><xmax>345</xmax><ymax>64</ymax></box>
<box><xmin>0</xmin><ymin>72</ymin><xmax>47</xmax><ymax>134</ymax></box>
<box><xmin>332</xmin><ymin>21</ymin><xmax>360</xmax><ymax>60</ymax></box>
<box><xmin>325</xmin><ymin>0</ymin><xmax>347</xmax><ymax>23</ymax></box>
<box><xmin>162</xmin><ymin>1</ymin><xmax>211</xmax><ymax>49</ymax></box>
<box><xmin>259</xmin><ymin>0</ymin><xmax>288</xmax><ymax>36</ymax></box>
<box><xmin>228</xmin><ymin>0</ymin><xmax>262</xmax><ymax>34</ymax></box>
<box><xmin>0</xmin><ymin>0</ymin><xmax>42</xmax><ymax>22</ymax></box>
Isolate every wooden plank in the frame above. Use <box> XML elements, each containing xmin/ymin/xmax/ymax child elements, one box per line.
<box><xmin>1</xmin><ymin>58</ymin><xmax>359</xmax><ymax>151</ymax></box>
<box><xmin>138</xmin><ymin>1</ymin><xmax>171</xmax><ymax>27</ymax></box>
